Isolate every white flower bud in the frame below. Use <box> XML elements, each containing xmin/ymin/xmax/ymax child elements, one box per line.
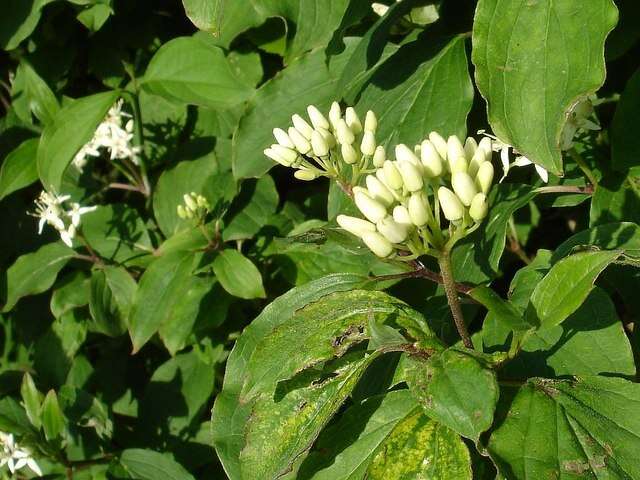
<box><xmin>288</xmin><ymin>127</ymin><xmax>312</xmax><ymax>154</ymax></box>
<box><xmin>395</xmin><ymin>144</ymin><xmax>421</xmax><ymax>166</ymax></box>
<box><xmin>329</xmin><ymin>101</ymin><xmax>342</xmax><ymax>129</ymax></box>
<box><xmin>294</xmin><ymin>169</ymin><xmax>318</xmax><ymax>181</ymax></box>
<box><xmin>429</xmin><ymin>131</ymin><xmax>448</xmax><ymax>159</ymax></box>
<box><xmin>372</xmin><ymin>145</ymin><xmax>386</xmax><ymax>167</ymax></box>
<box><xmin>408</xmin><ymin>192</ymin><xmax>430</xmax><ymax>226</ymax></box>
<box><xmin>264</xmin><ymin>147</ymin><xmax>291</xmax><ymax>167</ymax></box>
<box><xmin>438</xmin><ymin>187</ymin><xmax>464</xmax><ymax>222</ymax></box>
<box><xmin>311</xmin><ymin>130</ymin><xmax>329</xmax><ymax>157</ymax></box>
<box><xmin>177</xmin><ymin>205</ymin><xmax>188</xmax><ymax>219</ymax></box>
<box><xmin>464</xmin><ymin>137</ymin><xmax>478</xmax><ymax>158</ymax></box>
<box><xmin>398</xmin><ymin>161</ymin><xmax>424</xmax><ymax>192</ymax></box>
<box><xmin>478</xmin><ymin>137</ymin><xmax>493</xmax><ymax>160</ymax></box>
<box><xmin>393</xmin><ymin>205</ymin><xmax>412</xmax><ymax>227</ymax></box>
<box><xmin>476</xmin><ymin>161</ymin><xmax>494</xmax><ymax>194</ymax></box>
<box><xmin>447</xmin><ymin>135</ymin><xmax>466</xmax><ymax>164</ymax></box>
<box><xmin>336</xmin><ymin>119</ymin><xmax>355</xmax><ymax>145</ymax></box>
<box><xmin>184</xmin><ymin>193</ymin><xmax>197</xmax><ymax>211</ymax></box>
<box><xmin>420</xmin><ymin>140</ymin><xmax>443</xmax><ymax>178</ymax></box>
<box><xmin>354</xmin><ymin>190</ymin><xmax>387</xmax><ymax>223</ymax></box>
<box><xmin>382</xmin><ymin>161</ymin><xmax>404</xmax><ymax>190</ymax></box>
<box><xmin>371</xmin><ymin>2</ymin><xmax>390</xmax><ymax>17</ymax></box>
<box><xmin>345</xmin><ymin>107</ymin><xmax>362</xmax><ymax>134</ymax></box>
<box><xmin>469</xmin><ymin>193</ymin><xmax>488</xmax><ymax>222</ymax></box>
<box><xmin>337</xmin><ymin>214</ymin><xmax>376</xmax><ymax>238</ymax></box>
<box><xmin>449</xmin><ymin>155</ymin><xmax>468</xmax><ymax>174</ymax></box>
<box><xmin>307</xmin><ymin>105</ymin><xmax>330</xmax><ymax>130</ymax></box>
<box><xmin>316</xmin><ymin>127</ymin><xmax>336</xmax><ymax>148</ymax></box>
<box><xmin>360</xmin><ymin>131</ymin><xmax>376</xmax><ymax>156</ymax></box>
<box><xmin>271</xmin><ymin>144</ymin><xmax>299</xmax><ymax>165</ymax></box>
<box><xmin>196</xmin><ymin>195</ymin><xmax>209</xmax><ymax>209</ymax></box>
<box><xmin>273</xmin><ymin>128</ymin><xmax>295</xmax><ymax>148</ymax></box>
<box><xmin>468</xmin><ymin>149</ymin><xmax>486</xmax><ymax>177</ymax></box>
<box><xmin>366</xmin><ymin>175</ymin><xmax>395</xmax><ymax>206</ymax></box>
<box><xmin>451</xmin><ymin>172</ymin><xmax>478</xmax><ymax>206</ymax></box>
<box><xmin>341</xmin><ymin>143</ymin><xmax>359</xmax><ymax>164</ymax></box>
<box><xmin>292</xmin><ymin>114</ymin><xmax>314</xmax><ymax>139</ymax></box>
<box><xmin>364</xmin><ymin>110</ymin><xmax>377</xmax><ymax>132</ymax></box>
<box><xmin>362</xmin><ymin>231</ymin><xmax>393</xmax><ymax>257</ymax></box>
<box><xmin>377</xmin><ymin>216</ymin><xmax>408</xmax><ymax>243</ymax></box>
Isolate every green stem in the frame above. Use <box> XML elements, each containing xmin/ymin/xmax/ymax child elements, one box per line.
<box><xmin>569</xmin><ymin>148</ymin><xmax>598</xmax><ymax>187</ymax></box>
<box><xmin>438</xmin><ymin>250</ymin><xmax>473</xmax><ymax>349</ymax></box>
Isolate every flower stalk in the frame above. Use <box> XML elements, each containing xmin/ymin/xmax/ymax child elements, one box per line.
<box><xmin>438</xmin><ymin>250</ymin><xmax>473</xmax><ymax>349</ymax></box>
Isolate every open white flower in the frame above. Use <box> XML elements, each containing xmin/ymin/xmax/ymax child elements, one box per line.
<box><xmin>479</xmin><ymin>131</ymin><xmax>549</xmax><ymax>184</ymax></box>
<box><xmin>0</xmin><ymin>431</ymin><xmax>42</xmax><ymax>477</ymax></box>
<box><xmin>33</xmin><ymin>191</ymin><xmax>96</xmax><ymax>247</ymax></box>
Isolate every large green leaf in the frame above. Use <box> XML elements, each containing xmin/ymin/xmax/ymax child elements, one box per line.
<box><xmin>120</xmin><ymin>449</ymin><xmax>195</xmax><ymax>480</ymax></box>
<box><xmin>526</xmin><ymin>250</ymin><xmax>621</xmax><ymax>328</ymax></box>
<box><xmin>489</xmin><ymin>376</ymin><xmax>640</xmax><ymax>479</ymax></box>
<box><xmin>357</xmin><ymin>33</ymin><xmax>473</xmax><ymax>147</ymax></box>
<box><xmin>472</xmin><ymin>0</ymin><xmax>618</xmax><ymax>175</ymax></box>
<box><xmin>612</xmin><ymin>68</ymin><xmax>640</xmax><ymax>171</ymax></box>
<box><xmin>232</xmin><ymin>39</ymin><xmax>357</xmax><ymax>179</ymax></box>
<box><xmin>552</xmin><ymin>222</ymin><xmax>640</xmax><ymax>261</ymax></box>
<box><xmin>142</xmin><ymin>36</ymin><xmax>255</xmax><ymax>109</ymax></box>
<box><xmin>37</xmin><ymin>90</ymin><xmax>119</xmax><ymax>191</ymax></box>
<box><xmin>406</xmin><ymin>348</ymin><xmax>499</xmax><ymax>441</ymax></box>
<box><xmin>590</xmin><ymin>173</ymin><xmax>640</xmax><ymax>226</ymax></box>
<box><xmin>11</xmin><ymin>60</ymin><xmax>59</xmax><ymax>126</ymax></box>
<box><xmin>89</xmin><ymin>267</ymin><xmax>136</xmax><ymax>337</ymax></box>
<box><xmin>0</xmin><ymin>0</ymin><xmax>54</xmax><ymax>50</ymax></box>
<box><xmin>301</xmin><ymin>390</ymin><xmax>471</xmax><ymax>480</ymax></box>
<box><xmin>2</xmin><ymin>242</ymin><xmax>75</xmax><ymax>312</ymax></box>
<box><xmin>0</xmin><ymin>138</ymin><xmax>39</xmax><ymax>201</ymax></box>
<box><xmin>212</xmin><ymin>249</ymin><xmax>266</xmax><ymax>300</ymax></box>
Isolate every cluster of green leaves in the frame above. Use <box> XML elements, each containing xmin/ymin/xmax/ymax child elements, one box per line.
<box><xmin>1</xmin><ymin>0</ymin><xmax>640</xmax><ymax>479</ymax></box>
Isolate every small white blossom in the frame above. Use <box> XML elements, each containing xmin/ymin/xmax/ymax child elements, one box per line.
<box><xmin>0</xmin><ymin>431</ymin><xmax>42</xmax><ymax>477</ymax></box>
<box><xmin>33</xmin><ymin>191</ymin><xmax>96</xmax><ymax>247</ymax></box>
<box><xmin>479</xmin><ymin>131</ymin><xmax>549</xmax><ymax>184</ymax></box>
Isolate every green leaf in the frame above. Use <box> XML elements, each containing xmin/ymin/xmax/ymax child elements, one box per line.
<box><xmin>41</xmin><ymin>389</ymin><xmax>65</xmax><ymax>441</ymax></box>
<box><xmin>470</xmin><ymin>285</ymin><xmax>532</xmax><ymax>332</ymax></box>
<box><xmin>222</xmin><ymin>176</ymin><xmax>279</xmax><ymax>242</ymax></box>
<box><xmin>120</xmin><ymin>449</ymin><xmax>195</xmax><ymax>480</ymax></box>
<box><xmin>488</xmin><ymin>376</ymin><xmax>640</xmax><ymax>479</ymax></box>
<box><xmin>232</xmin><ymin>39</ymin><xmax>357</xmax><ymax>179</ymax></box>
<box><xmin>526</xmin><ymin>250</ymin><xmax>620</xmax><ymax>328</ymax></box>
<box><xmin>2</xmin><ymin>242</ymin><xmax>75</xmax><ymax>312</ymax></box>
<box><xmin>11</xmin><ymin>60</ymin><xmax>59</xmax><ymax>125</ymax></box>
<box><xmin>406</xmin><ymin>348</ymin><xmax>499</xmax><ymax>441</ymax></box>
<box><xmin>37</xmin><ymin>90</ymin><xmax>119</xmax><ymax>191</ymax></box>
<box><xmin>472</xmin><ymin>0</ymin><xmax>618</xmax><ymax>175</ymax></box>
<box><xmin>0</xmin><ymin>397</ymin><xmax>36</xmax><ymax>437</ymax></box>
<box><xmin>357</xmin><ymin>33</ymin><xmax>473</xmax><ymax>146</ymax></box>
<box><xmin>181</xmin><ymin>0</ymin><xmax>222</xmax><ymax>34</ymax></box>
<box><xmin>612</xmin><ymin>67</ymin><xmax>640</xmax><ymax>170</ymax></box>
<box><xmin>89</xmin><ymin>268</ymin><xmax>131</xmax><ymax>337</ymax></box>
<box><xmin>141</xmin><ymin>36</ymin><xmax>254</xmax><ymax>109</ymax></box>
<box><xmin>0</xmin><ymin>0</ymin><xmax>54</xmax><ymax>50</ymax></box>
<box><xmin>20</xmin><ymin>373</ymin><xmax>42</xmax><ymax>429</ymax></box>
<box><xmin>552</xmin><ymin>222</ymin><xmax>640</xmax><ymax>261</ymax></box>
<box><xmin>50</xmin><ymin>271</ymin><xmax>90</xmax><ymax>318</ymax></box>
<box><xmin>76</xmin><ymin>3</ymin><xmax>112</xmax><ymax>32</ymax></box>
<box><xmin>212</xmin><ymin>249</ymin><xmax>265</xmax><ymax>300</ymax></box>
<box><xmin>300</xmin><ymin>390</ymin><xmax>472</xmax><ymax>480</ymax></box>
<box><xmin>58</xmin><ymin>385</ymin><xmax>113</xmax><ymax>439</ymax></box>
<box><xmin>0</xmin><ymin>138</ymin><xmax>39</xmax><ymax>201</ymax></box>
<box><xmin>128</xmin><ymin>251</ymin><xmax>213</xmax><ymax>353</ymax></box>
<box><xmin>590</xmin><ymin>174</ymin><xmax>640</xmax><ymax>226</ymax></box>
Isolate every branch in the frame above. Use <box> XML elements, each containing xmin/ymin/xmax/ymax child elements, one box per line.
<box><xmin>370</xmin><ymin>261</ymin><xmax>474</xmax><ymax>296</ymax></box>
<box><xmin>535</xmin><ymin>184</ymin><xmax>594</xmax><ymax>195</ymax></box>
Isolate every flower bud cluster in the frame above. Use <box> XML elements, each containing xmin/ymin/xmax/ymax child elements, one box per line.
<box><xmin>337</xmin><ymin>132</ymin><xmax>495</xmax><ymax>258</ymax></box>
<box><xmin>32</xmin><ymin>191</ymin><xmax>97</xmax><ymax>247</ymax></box>
<box><xmin>177</xmin><ymin>192</ymin><xmax>211</xmax><ymax>221</ymax></box>
<box><xmin>265</xmin><ymin>103</ymin><xmax>380</xmax><ymax>183</ymax></box>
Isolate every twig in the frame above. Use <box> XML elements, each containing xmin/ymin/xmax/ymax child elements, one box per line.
<box><xmin>108</xmin><ymin>182</ymin><xmax>144</xmax><ymax>193</ymax></box>
<box><xmin>370</xmin><ymin>262</ymin><xmax>473</xmax><ymax>295</ymax></box>
<box><xmin>535</xmin><ymin>184</ymin><xmax>594</xmax><ymax>195</ymax></box>
<box><xmin>438</xmin><ymin>251</ymin><xmax>473</xmax><ymax>349</ymax></box>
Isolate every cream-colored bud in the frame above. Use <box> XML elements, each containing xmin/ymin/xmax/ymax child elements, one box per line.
<box><xmin>372</xmin><ymin>145</ymin><xmax>386</xmax><ymax>167</ymax></box>
<box><xmin>420</xmin><ymin>140</ymin><xmax>443</xmax><ymax>178</ymax></box>
<box><xmin>177</xmin><ymin>205</ymin><xmax>188</xmax><ymax>219</ymax></box>
<box><xmin>362</xmin><ymin>231</ymin><xmax>393</xmax><ymax>258</ymax></box>
<box><xmin>447</xmin><ymin>135</ymin><xmax>466</xmax><ymax>163</ymax></box>
<box><xmin>288</xmin><ymin>127</ymin><xmax>312</xmax><ymax>154</ymax></box>
<box><xmin>398</xmin><ymin>161</ymin><xmax>424</xmax><ymax>192</ymax></box>
<box><xmin>377</xmin><ymin>216</ymin><xmax>408</xmax><ymax>244</ymax></box>
<box><xmin>382</xmin><ymin>161</ymin><xmax>404</xmax><ymax>190</ymax></box>
<box><xmin>345</xmin><ymin>107</ymin><xmax>362</xmax><ymax>134</ymax></box>
<box><xmin>196</xmin><ymin>195</ymin><xmax>210</xmax><ymax>209</ymax></box>
<box><xmin>478</xmin><ymin>137</ymin><xmax>493</xmax><ymax>160</ymax></box>
<box><xmin>464</xmin><ymin>137</ymin><xmax>478</xmax><ymax>158</ymax></box>
<box><xmin>371</xmin><ymin>2</ymin><xmax>390</xmax><ymax>16</ymax></box>
<box><xmin>364</xmin><ymin>110</ymin><xmax>377</xmax><ymax>132</ymax></box>
<box><xmin>316</xmin><ymin>127</ymin><xmax>336</xmax><ymax>148</ymax></box>
<box><xmin>476</xmin><ymin>161</ymin><xmax>494</xmax><ymax>194</ymax></box>
<box><xmin>329</xmin><ymin>101</ymin><xmax>342</xmax><ymax>129</ymax></box>
<box><xmin>361</xmin><ymin>131</ymin><xmax>376</xmax><ymax>156</ymax></box>
<box><xmin>184</xmin><ymin>193</ymin><xmax>197</xmax><ymax>211</ymax></box>
<box><xmin>336</xmin><ymin>119</ymin><xmax>355</xmax><ymax>145</ymax></box>
<box><xmin>408</xmin><ymin>192</ymin><xmax>430</xmax><ymax>226</ymax></box>
<box><xmin>451</xmin><ymin>172</ymin><xmax>477</xmax><ymax>206</ymax></box>
<box><xmin>307</xmin><ymin>105</ymin><xmax>330</xmax><ymax>130</ymax></box>
<box><xmin>393</xmin><ymin>205</ymin><xmax>412</xmax><ymax>227</ymax></box>
<box><xmin>395</xmin><ymin>144</ymin><xmax>420</xmax><ymax>166</ymax></box>
<box><xmin>337</xmin><ymin>214</ymin><xmax>376</xmax><ymax>238</ymax></box>
<box><xmin>469</xmin><ymin>193</ymin><xmax>488</xmax><ymax>222</ymax></box>
<box><xmin>366</xmin><ymin>175</ymin><xmax>395</xmax><ymax>206</ymax></box>
<box><xmin>429</xmin><ymin>131</ymin><xmax>448</xmax><ymax>159</ymax></box>
<box><xmin>294</xmin><ymin>169</ymin><xmax>318</xmax><ymax>181</ymax></box>
<box><xmin>438</xmin><ymin>187</ymin><xmax>464</xmax><ymax>222</ymax></box>
<box><xmin>264</xmin><ymin>148</ymin><xmax>291</xmax><ymax>167</ymax></box>
<box><xmin>273</xmin><ymin>128</ymin><xmax>294</xmax><ymax>148</ymax></box>
<box><xmin>354</xmin><ymin>191</ymin><xmax>387</xmax><ymax>223</ymax></box>
<box><xmin>271</xmin><ymin>144</ymin><xmax>298</xmax><ymax>165</ymax></box>
<box><xmin>449</xmin><ymin>155</ymin><xmax>468</xmax><ymax>174</ymax></box>
<box><xmin>311</xmin><ymin>130</ymin><xmax>329</xmax><ymax>157</ymax></box>
<box><xmin>468</xmin><ymin>149</ymin><xmax>486</xmax><ymax>177</ymax></box>
<box><xmin>291</xmin><ymin>114</ymin><xmax>314</xmax><ymax>139</ymax></box>
<box><xmin>341</xmin><ymin>143</ymin><xmax>359</xmax><ymax>164</ymax></box>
